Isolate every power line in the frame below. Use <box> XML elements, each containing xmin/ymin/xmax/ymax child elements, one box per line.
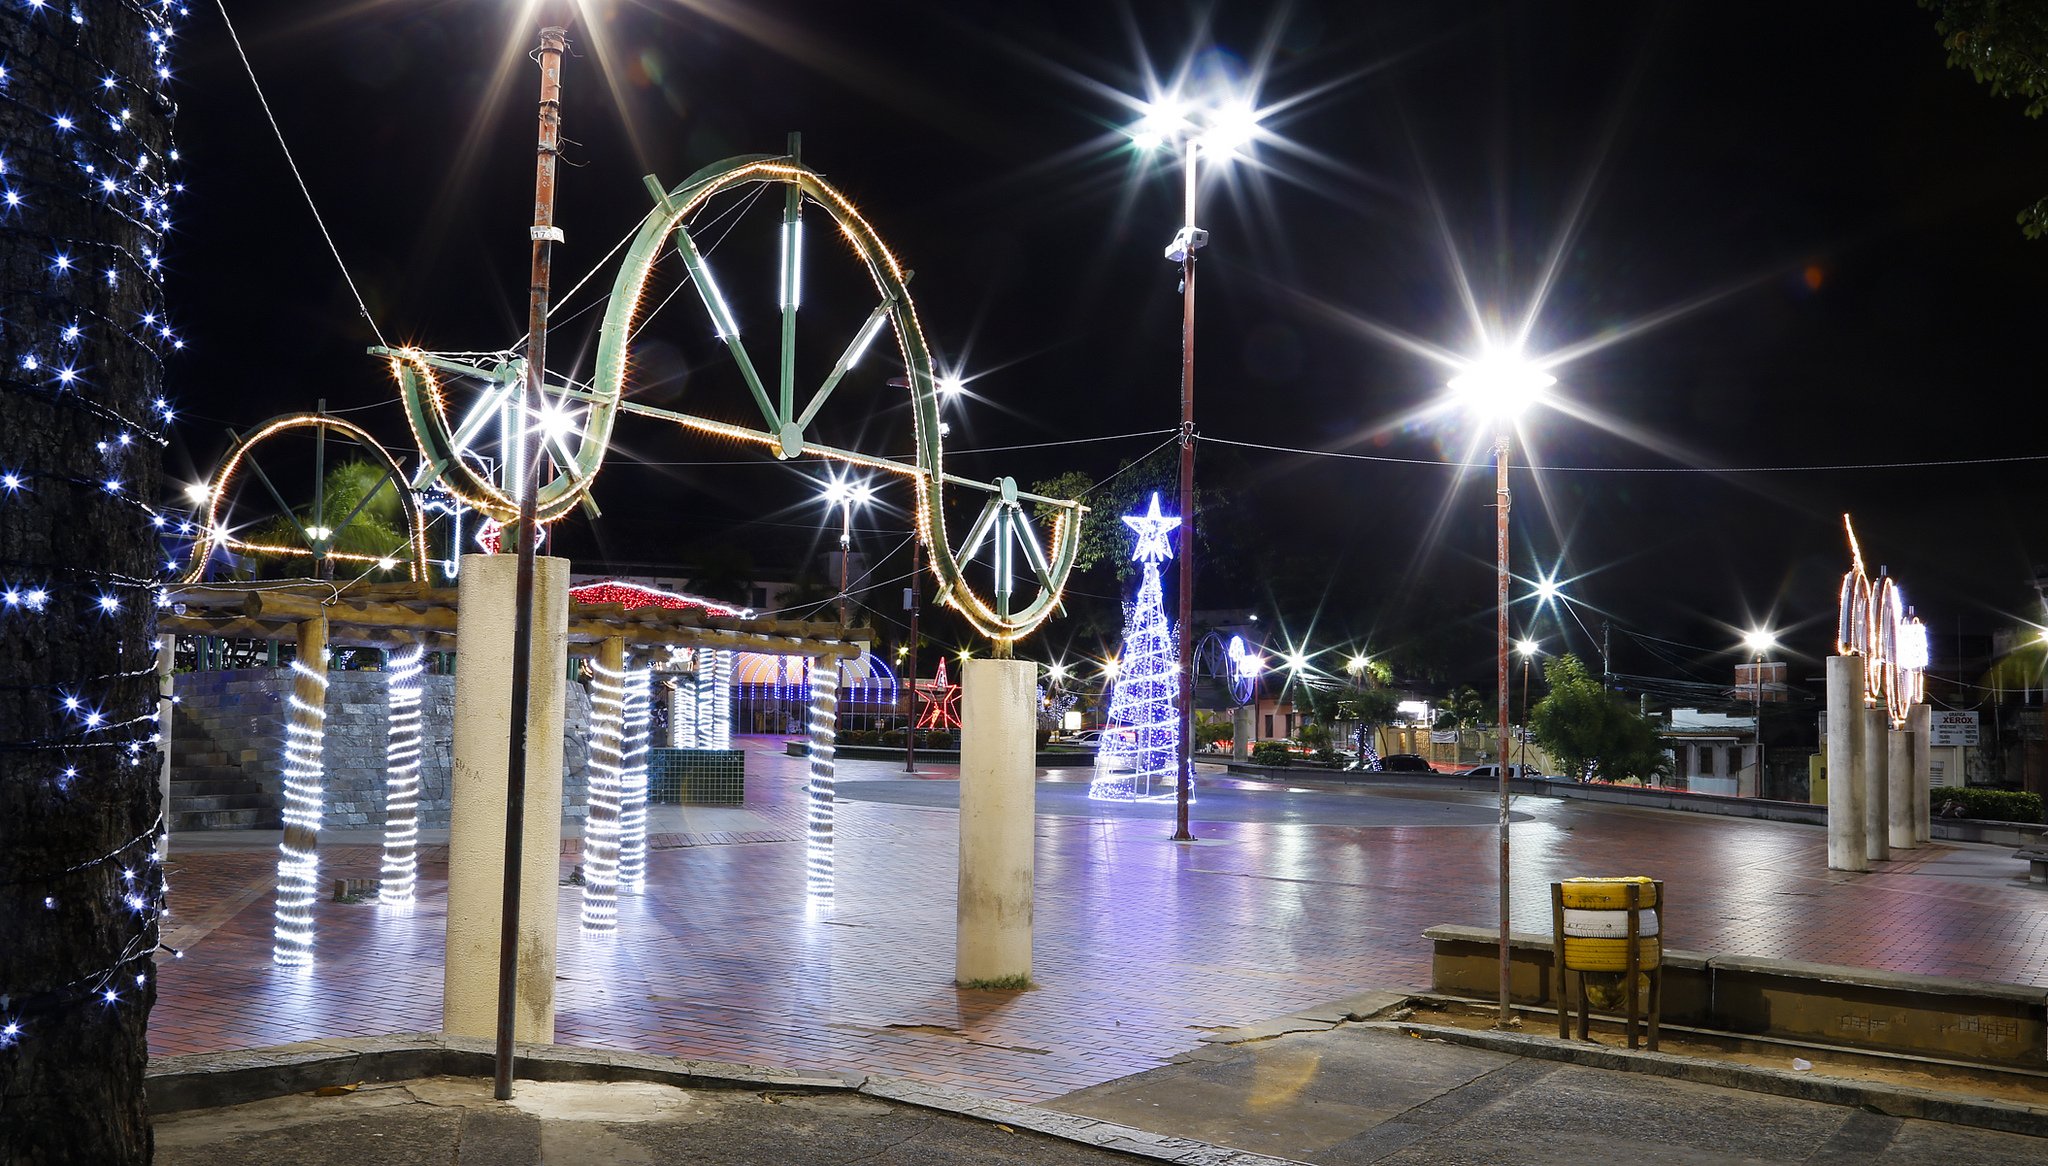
<box><xmin>1200</xmin><ymin>434</ymin><xmax>2048</xmax><ymax>475</ymax></box>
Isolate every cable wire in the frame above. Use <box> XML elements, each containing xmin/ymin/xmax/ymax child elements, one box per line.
<box><xmin>213</xmin><ymin>0</ymin><xmax>389</xmax><ymax>349</ymax></box>
<box><xmin>1200</xmin><ymin>435</ymin><xmax>2048</xmax><ymax>475</ymax></box>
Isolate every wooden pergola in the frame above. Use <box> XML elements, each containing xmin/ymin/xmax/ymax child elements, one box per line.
<box><xmin>159</xmin><ymin>577</ymin><xmax>869</xmax><ymax>962</ymax></box>
<box><xmin>161</xmin><ymin>580</ymin><xmax>872</xmax><ymax>660</ymax></box>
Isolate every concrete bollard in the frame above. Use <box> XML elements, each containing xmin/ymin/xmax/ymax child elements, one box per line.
<box><xmin>956</xmin><ymin>657</ymin><xmax>1035</xmax><ymax>987</ymax></box>
<box><xmin>1863</xmin><ymin>707</ymin><xmax>1889</xmax><ymax>863</ymax></box>
<box><xmin>1825</xmin><ymin>657</ymin><xmax>1868</xmax><ymax>872</ymax></box>
<box><xmin>1908</xmin><ymin>703</ymin><xmax>1931</xmax><ymax>845</ymax></box>
<box><xmin>444</xmin><ymin>553</ymin><xmax>570</xmax><ymax>1043</ymax></box>
<box><xmin>1887</xmin><ymin>728</ymin><xmax>1915</xmax><ymax>851</ymax></box>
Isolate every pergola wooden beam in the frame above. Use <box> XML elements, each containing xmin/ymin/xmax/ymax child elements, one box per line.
<box><xmin>164</xmin><ymin>582</ymin><xmax>871</xmax><ymax>659</ymax></box>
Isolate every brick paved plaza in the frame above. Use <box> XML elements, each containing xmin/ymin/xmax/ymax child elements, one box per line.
<box><xmin>151</xmin><ymin>739</ymin><xmax>2048</xmax><ymax>1102</ymax></box>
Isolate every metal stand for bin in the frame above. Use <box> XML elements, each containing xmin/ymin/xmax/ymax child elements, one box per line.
<box><xmin>1551</xmin><ymin>878</ymin><xmax>1663</xmax><ymax>1051</ymax></box>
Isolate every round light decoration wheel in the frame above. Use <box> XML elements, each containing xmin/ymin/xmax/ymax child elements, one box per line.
<box><xmin>382</xmin><ymin>148</ymin><xmax>1083</xmax><ymax>644</ymax></box>
<box><xmin>179</xmin><ymin>414</ymin><xmax>431</xmax><ymax>585</ymax></box>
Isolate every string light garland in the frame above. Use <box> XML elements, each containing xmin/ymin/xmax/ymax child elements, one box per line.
<box><xmin>0</xmin><ymin>0</ymin><xmax>190</xmax><ymax>1097</ymax></box>
<box><xmin>805</xmin><ymin>660</ymin><xmax>837</xmax><ymax>903</ymax></box>
<box><xmin>1091</xmin><ymin>494</ymin><xmax>1182</xmax><ymax>802</ymax></box>
<box><xmin>378</xmin><ymin>643</ymin><xmax>423</xmax><ymax>906</ymax></box>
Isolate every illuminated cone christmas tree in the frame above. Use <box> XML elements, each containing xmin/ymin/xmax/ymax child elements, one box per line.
<box><xmin>1091</xmin><ymin>494</ymin><xmax>1182</xmax><ymax>801</ymax></box>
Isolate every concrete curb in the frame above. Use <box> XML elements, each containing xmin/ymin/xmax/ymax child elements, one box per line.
<box><xmin>146</xmin><ymin>1034</ymin><xmax>1310</xmax><ymax>1166</ymax></box>
<box><xmin>1373</xmin><ymin>1021</ymin><xmax>2048</xmax><ymax>1138</ymax></box>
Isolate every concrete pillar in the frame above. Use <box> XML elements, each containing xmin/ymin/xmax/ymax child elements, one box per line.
<box><xmin>1230</xmin><ymin>704</ymin><xmax>1253</xmax><ymax>762</ymax></box>
<box><xmin>1863</xmin><ymin>707</ymin><xmax>1889</xmax><ymax>863</ymax></box>
<box><xmin>1888</xmin><ymin>728</ymin><xmax>1915</xmax><ymax>851</ymax></box>
<box><xmin>1825</xmin><ymin>656</ymin><xmax>1868</xmax><ymax>872</ymax></box>
<box><xmin>444</xmin><ymin>552</ymin><xmax>569</xmax><ymax>1043</ymax></box>
<box><xmin>956</xmin><ymin>657</ymin><xmax>1034</xmax><ymax>986</ymax></box>
<box><xmin>1909</xmin><ymin>703</ymin><xmax>1931</xmax><ymax>844</ymax></box>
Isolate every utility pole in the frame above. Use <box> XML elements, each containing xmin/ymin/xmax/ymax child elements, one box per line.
<box><xmin>495</xmin><ymin>17</ymin><xmax>567</xmax><ymax>1104</ymax></box>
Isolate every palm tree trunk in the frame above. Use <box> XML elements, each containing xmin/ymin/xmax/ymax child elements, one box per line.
<box><xmin>0</xmin><ymin>4</ymin><xmax>174</xmax><ymax>1161</ymax></box>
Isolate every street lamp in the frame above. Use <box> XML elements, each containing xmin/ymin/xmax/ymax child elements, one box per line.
<box><xmin>1516</xmin><ymin>639</ymin><xmax>1539</xmax><ymax>779</ymax></box>
<box><xmin>1132</xmin><ymin>89</ymin><xmax>1264</xmax><ymax>844</ymax></box>
<box><xmin>1743</xmin><ymin>628</ymin><xmax>1778</xmax><ymax>793</ymax></box>
<box><xmin>1447</xmin><ymin>346</ymin><xmax>1554</xmax><ymax>1028</ymax></box>
<box><xmin>820</xmin><ymin>475</ymin><xmax>873</xmax><ymax>628</ymax></box>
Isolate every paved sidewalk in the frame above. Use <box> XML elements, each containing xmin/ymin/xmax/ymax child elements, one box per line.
<box><xmin>152</xmin><ymin>737</ymin><xmax>2048</xmax><ymax>1103</ymax></box>
<box><xmin>144</xmin><ymin>1020</ymin><xmax>2048</xmax><ymax>1165</ymax></box>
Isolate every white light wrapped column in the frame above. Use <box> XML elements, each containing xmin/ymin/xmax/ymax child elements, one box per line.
<box><xmin>710</xmin><ymin>649</ymin><xmax>733</xmax><ymax>749</ymax></box>
<box><xmin>693</xmin><ymin>656</ymin><xmax>716</xmax><ymax>749</ymax></box>
<box><xmin>806</xmin><ymin>658</ymin><xmax>839</xmax><ymax>903</ymax></box>
<box><xmin>618</xmin><ymin>663</ymin><xmax>653</xmax><ymax>891</ymax></box>
<box><xmin>581</xmin><ymin>638</ymin><xmax>626</xmax><ymax>931</ymax></box>
<box><xmin>673</xmin><ymin>659</ymin><xmax>699</xmax><ymax>747</ymax></box>
<box><xmin>379</xmin><ymin>643</ymin><xmax>425</xmax><ymax>906</ymax></box>
<box><xmin>275</xmin><ymin>618</ymin><xmax>328</xmax><ymax>966</ymax></box>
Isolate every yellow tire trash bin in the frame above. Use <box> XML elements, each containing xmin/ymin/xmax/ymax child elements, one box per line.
<box><xmin>1551</xmin><ymin>877</ymin><xmax>1663</xmax><ymax>1049</ymax></box>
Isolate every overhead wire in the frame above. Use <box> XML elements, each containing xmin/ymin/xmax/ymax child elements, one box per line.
<box><xmin>1199</xmin><ymin>434</ymin><xmax>2048</xmax><ymax>475</ymax></box>
<box><xmin>213</xmin><ymin>0</ymin><xmax>389</xmax><ymax>349</ymax></box>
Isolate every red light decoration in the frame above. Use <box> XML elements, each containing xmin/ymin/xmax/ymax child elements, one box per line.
<box><xmin>568</xmin><ymin>579</ymin><xmax>744</xmax><ymax>616</ymax></box>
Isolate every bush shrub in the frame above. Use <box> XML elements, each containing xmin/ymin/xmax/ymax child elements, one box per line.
<box><xmin>926</xmin><ymin>731</ymin><xmax>955</xmax><ymax>750</ymax></box>
<box><xmin>1251</xmin><ymin>741</ymin><xmax>1292</xmax><ymax>767</ymax></box>
<box><xmin>1930</xmin><ymin>786</ymin><xmax>2044</xmax><ymax>824</ymax></box>
<box><xmin>880</xmin><ymin>729</ymin><xmax>905</xmax><ymax>747</ymax></box>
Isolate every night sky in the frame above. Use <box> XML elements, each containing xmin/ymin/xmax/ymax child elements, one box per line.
<box><xmin>162</xmin><ymin>1</ymin><xmax>2048</xmax><ymax>694</ymax></box>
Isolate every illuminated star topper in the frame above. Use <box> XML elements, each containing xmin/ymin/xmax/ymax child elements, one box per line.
<box><xmin>1123</xmin><ymin>492</ymin><xmax>1180</xmax><ymax>563</ymax></box>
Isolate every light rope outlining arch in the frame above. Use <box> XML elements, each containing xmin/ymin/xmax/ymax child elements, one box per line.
<box><xmin>180</xmin><ymin>413</ymin><xmax>432</xmax><ymax>585</ymax></box>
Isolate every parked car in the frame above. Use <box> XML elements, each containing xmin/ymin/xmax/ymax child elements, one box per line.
<box><xmin>1455</xmin><ymin>763</ymin><xmax>1544</xmax><ymax>780</ymax></box>
<box><xmin>1374</xmin><ymin>754</ymin><xmax>1436</xmax><ymax>773</ymax></box>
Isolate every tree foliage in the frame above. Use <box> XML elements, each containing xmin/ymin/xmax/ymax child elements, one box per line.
<box><xmin>1529</xmin><ymin>654</ymin><xmax>1671</xmax><ymax>783</ymax></box>
<box><xmin>1922</xmin><ymin>0</ymin><xmax>2048</xmax><ymax>236</ymax></box>
<box><xmin>1433</xmin><ymin>684</ymin><xmax>1489</xmax><ymax>732</ymax></box>
<box><xmin>244</xmin><ymin>460</ymin><xmax>408</xmax><ymax>578</ymax></box>
<box><xmin>1032</xmin><ymin>443</ymin><xmax>1217</xmax><ymax>584</ymax></box>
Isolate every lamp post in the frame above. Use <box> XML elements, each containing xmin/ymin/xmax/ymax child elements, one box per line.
<box><xmin>1133</xmin><ymin>95</ymin><xmax>1261</xmax><ymax>843</ymax></box>
<box><xmin>1743</xmin><ymin>628</ymin><xmax>1777</xmax><ymax>793</ymax></box>
<box><xmin>1448</xmin><ymin>349</ymin><xmax>1554</xmax><ymax>1028</ymax></box>
<box><xmin>1516</xmin><ymin>639</ymin><xmax>1538</xmax><ymax>778</ymax></box>
<box><xmin>821</xmin><ymin>475</ymin><xmax>873</xmax><ymax>628</ymax></box>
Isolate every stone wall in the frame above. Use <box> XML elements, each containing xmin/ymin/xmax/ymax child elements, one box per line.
<box><xmin>174</xmin><ymin>666</ymin><xmax>592</xmax><ymax>830</ymax></box>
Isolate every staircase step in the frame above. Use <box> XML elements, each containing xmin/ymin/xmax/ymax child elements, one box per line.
<box><xmin>170</xmin><ymin>779</ymin><xmax>259</xmax><ymax>798</ymax></box>
<box><xmin>171</xmin><ymin>747</ymin><xmax>234</xmax><ymax>768</ymax></box>
<box><xmin>170</xmin><ymin>807</ymin><xmax>282</xmax><ymax>831</ymax></box>
<box><xmin>171</xmin><ymin>793</ymin><xmax>271</xmax><ymax>813</ymax></box>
